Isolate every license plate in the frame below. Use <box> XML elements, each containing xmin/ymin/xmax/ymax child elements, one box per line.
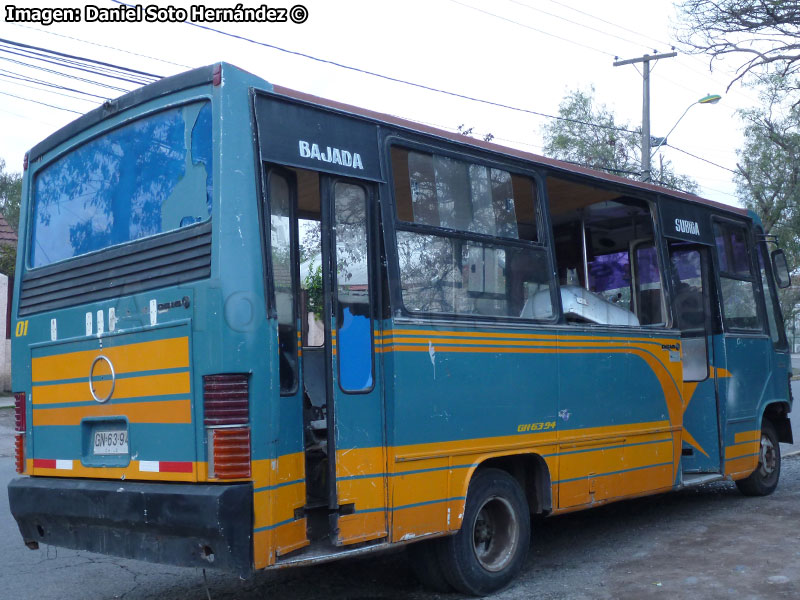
<box><xmin>93</xmin><ymin>429</ymin><xmax>128</xmax><ymax>455</ymax></box>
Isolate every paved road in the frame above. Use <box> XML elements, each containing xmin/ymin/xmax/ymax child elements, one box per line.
<box><xmin>2</xmin><ymin>393</ymin><xmax>800</xmax><ymax>599</ymax></box>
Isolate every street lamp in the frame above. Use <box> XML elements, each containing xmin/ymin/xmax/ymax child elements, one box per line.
<box><xmin>650</xmin><ymin>93</ymin><xmax>721</xmax><ymax>159</ymax></box>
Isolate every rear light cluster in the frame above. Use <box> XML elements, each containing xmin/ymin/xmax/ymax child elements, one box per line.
<box><xmin>212</xmin><ymin>428</ymin><xmax>251</xmax><ymax>479</ymax></box>
<box><xmin>14</xmin><ymin>436</ymin><xmax>25</xmax><ymax>474</ymax></box>
<box><xmin>14</xmin><ymin>392</ymin><xmax>25</xmax><ymax>474</ymax></box>
<box><xmin>203</xmin><ymin>375</ymin><xmax>249</xmax><ymax>426</ymax></box>
<box><xmin>203</xmin><ymin>374</ymin><xmax>251</xmax><ymax>479</ymax></box>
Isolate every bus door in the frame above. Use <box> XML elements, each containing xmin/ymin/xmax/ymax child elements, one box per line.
<box><xmin>267</xmin><ymin>169</ymin><xmax>387</xmax><ymax>552</ymax></box>
<box><xmin>320</xmin><ymin>176</ymin><xmax>388</xmax><ymax>545</ymax></box>
<box><xmin>711</xmin><ymin>219</ymin><xmax>773</xmax><ymax>476</ymax></box>
<box><xmin>668</xmin><ymin>242</ymin><xmax>721</xmax><ymax>474</ymax></box>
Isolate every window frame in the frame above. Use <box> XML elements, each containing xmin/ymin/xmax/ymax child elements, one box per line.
<box><xmin>27</xmin><ymin>97</ymin><xmax>214</xmax><ymax>271</ymax></box>
<box><xmin>630</xmin><ymin>239</ymin><xmax>668</xmax><ymax>327</ymax></box>
<box><xmin>711</xmin><ymin>216</ymin><xmax>767</xmax><ymax>335</ymax></box>
<box><xmin>544</xmin><ymin>171</ymin><xmax>672</xmax><ymax>330</ymax></box>
<box><xmin>330</xmin><ymin>177</ymin><xmax>377</xmax><ymax>396</ymax></box>
<box><xmin>756</xmin><ymin>230</ymin><xmax>789</xmax><ymax>351</ymax></box>
<box><xmin>263</xmin><ymin>165</ymin><xmax>301</xmax><ymax>397</ymax></box>
<box><xmin>385</xmin><ymin>138</ymin><xmax>558</xmax><ymax>325</ymax></box>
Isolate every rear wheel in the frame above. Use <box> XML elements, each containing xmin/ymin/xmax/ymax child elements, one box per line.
<box><xmin>407</xmin><ymin>538</ymin><xmax>453</xmax><ymax>593</ymax></box>
<box><xmin>736</xmin><ymin>419</ymin><xmax>781</xmax><ymax>496</ymax></box>
<box><xmin>437</xmin><ymin>468</ymin><xmax>530</xmax><ymax>596</ymax></box>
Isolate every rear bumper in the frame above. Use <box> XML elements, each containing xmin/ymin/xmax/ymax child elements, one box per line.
<box><xmin>8</xmin><ymin>477</ymin><xmax>253</xmax><ymax>576</ymax></box>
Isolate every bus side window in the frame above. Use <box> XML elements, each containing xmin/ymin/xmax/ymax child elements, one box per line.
<box><xmin>757</xmin><ymin>241</ymin><xmax>787</xmax><ymax>348</ymax></box>
<box><xmin>547</xmin><ymin>177</ymin><xmax>665</xmax><ymax>327</ymax></box>
<box><xmin>667</xmin><ymin>242</ymin><xmax>709</xmax><ymax>382</ymax></box>
<box><xmin>390</xmin><ymin>147</ymin><xmax>553</xmax><ymax>321</ymax></box>
<box><xmin>713</xmin><ymin>222</ymin><xmax>761</xmax><ymax>331</ymax></box>
<box><xmin>669</xmin><ymin>245</ymin><xmax>706</xmax><ymax>331</ymax></box>
<box><xmin>268</xmin><ymin>171</ymin><xmax>299</xmax><ymax>395</ymax></box>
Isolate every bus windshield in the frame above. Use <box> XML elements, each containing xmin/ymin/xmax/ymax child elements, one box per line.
<box><xmin>30</xmin><ymin>101</ymin><xmax>212</xmax><ymax>268</ymax></box>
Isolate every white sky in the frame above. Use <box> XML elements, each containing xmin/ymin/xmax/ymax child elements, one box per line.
<box><xmin>0</xmin><ymin>0</ymin><xmax>759</xmax><ymax>207</ymax></box>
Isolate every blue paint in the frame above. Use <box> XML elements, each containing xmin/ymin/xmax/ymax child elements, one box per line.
<box><xmin>338</xmin><ymin>307</ymin><xmax>373</xmax><ymax>391</ymax></box>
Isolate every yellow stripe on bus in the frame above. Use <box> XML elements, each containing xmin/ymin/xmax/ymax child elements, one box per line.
<box><xmin>725</xmin><ymin>441</ymin><xmax>760</xmax><ymax>459</ymax></box>
<box><xmin>32</xmin><ymin>371</ymin><xmax>191</xmax><ymax>405</ymax></box>
<box><xmin>725</xmin><ymin>454</ymin><xmax>759</xmax><ymax>478</ymax></box>
<box><xmin>32</xmin><ymin>399</ymin><xmax>192</xmax><ymax>426</ymax></box>
<box><xmin>31</xmin><ymin>337</ymin><xmax>189</xmax><ymax>383</ymax></box>
<box><xmin>734</xmin><ymin>430</ymin><xmax>761</xmax><ymax>444</ymax></box>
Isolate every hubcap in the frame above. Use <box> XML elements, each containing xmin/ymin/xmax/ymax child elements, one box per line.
<box><xmin>472</xmin><ymin>496</ymin><xmax>519</xmax><ymax>572</ymax></box>
<box><xmin>758</xmin><ymin>433</ymin><xmax>777</xmax><ymax>477</ymax></box>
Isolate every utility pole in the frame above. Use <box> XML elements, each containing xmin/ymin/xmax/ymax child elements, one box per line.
<box><xmin>613</xmin><ymin>52</ymin><xmax>677</xmax><ymax>183</ymax></box>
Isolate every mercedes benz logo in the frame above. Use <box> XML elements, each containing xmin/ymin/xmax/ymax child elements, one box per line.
<box><xmin>89</xmin><ymin>355</ymin><xmax>116</xmax><ymax>403</ymax></box>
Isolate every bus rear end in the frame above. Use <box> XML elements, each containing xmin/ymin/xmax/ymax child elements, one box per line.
<box><xmin>8</xmin><ymin>65</ymin><xmax>259</xmax><ymax>575</ymax></box>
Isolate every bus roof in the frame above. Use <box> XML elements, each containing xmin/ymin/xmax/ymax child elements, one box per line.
<box><xmin>271</xmin><ymin>83</ymin><xmax>747</xmax><ymax>217</ymax></box>
<box><xmin>27</xmin><ymin>62</ymin><xmax>746</xmax><ymax>218</ymax></box>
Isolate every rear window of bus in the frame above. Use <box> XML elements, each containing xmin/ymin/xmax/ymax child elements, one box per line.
<box><xmin>30</xmin><ymin>101</ymin><xmax>212</xmax><ymax>268</ymax></box>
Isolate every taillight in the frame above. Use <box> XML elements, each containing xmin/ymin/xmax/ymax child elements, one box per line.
<box><xmin>203</xmin><ymin>374</ymin><xmax>249</xmax><ymax>426</ymax></box>
<box><xmin>14</xmin><ymin>393</ymin><xmax>26</xmax><ymax>473</ymax></box>
<box><xmin>15</xmin><ymin>434</ymin><xmax>25</xmax><ymax>474</ymax></box>
<box><xmin>14</xmin><ymin>392</ymin><xmax>25</xmax><ymax>432</ymax></box>
<box><xmin>204</xmin><ymin>374</ymin><xmax>250</xmax><ymax>479</ymax></box>
<box><xmin>212</xmin><ymin>428</ymin><xmax>251</xmax><ymax>479</ymax></box>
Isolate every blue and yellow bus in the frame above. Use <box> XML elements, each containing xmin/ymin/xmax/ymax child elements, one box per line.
<box><xmin>8</xmin><ymin>63</ymin><xmax>793</xmax><ymax>595</ymax></box>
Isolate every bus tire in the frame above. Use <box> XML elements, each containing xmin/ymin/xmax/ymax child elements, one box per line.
<box><xmin>437</xmin><ymin>468</ymin><xmax>530</xmax><ymax>596</ymax></box>
<box><xmin>736</xmin><ymin>419</ymin><xmax>781</xmax><ymax>496</ymax></box>
<box><xmin>407</xmin><ymin>538</ymin><xmax>453</xmax><ymax>593</ymax></box>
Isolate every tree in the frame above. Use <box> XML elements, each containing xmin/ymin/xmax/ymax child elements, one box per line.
<box><xmin>0</xmin><ymin>158</ymin><xmax>21</xmax><ymax>233</ymax></box>
<box><xmin>677</xmin><ymin>1</ymin><xmax>800</xmax><ymax>94</ymax></box>
<box><xmin>457</xmin><ymin>124</ymin><xmax>494</xmax><ymax>142</ymax></box>
<box><xmin>542</xmin><ymin>87</ymin><xmax>699</xmax><ymax>193</ymax></box>
<box><xmin>734</xmin><ymin>72</ymin><xmax>800</xmax><ymax>324</ymax></box>
<box><xmin>0</xmin><ymin>245</ymin><xmax>15</xmax><ymax>279</ymax></box>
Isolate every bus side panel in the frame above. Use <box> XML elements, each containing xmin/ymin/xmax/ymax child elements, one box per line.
<box><xmin>556</xmin><ymin>329</ymin><xmax>681</xmax><ymax>509</ymax></box>
<box><xmin>715</xmin><ymin>334</ymin><xmax>772</xmax><ymax>478</ymax></box>
<box><xmin>385</xmin><ymin>323</ymin><xmax>559</xmax><ymax>541</ymax></box>
<box><xmin>719</xmin><ymin>337</ymin><xmax>790</xmax><ymax>480</ymax></box>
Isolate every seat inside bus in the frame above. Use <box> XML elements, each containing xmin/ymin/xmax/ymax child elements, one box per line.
<box><xmin>546</xmin><ymin>176</ymin><xmax>665</xmax><ymax>327</ymax></box>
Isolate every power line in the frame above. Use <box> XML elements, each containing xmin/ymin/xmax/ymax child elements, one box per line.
<box><xmin>666</xmin><ymin>144</ymin><xmax>738</xmax><ymax>174</ymax></box>
<box><xmin>1</xmin><ymin>12</ymin><xmax>736</xmax><ymax>192</ymax></box>
<box><xmin>105</xmin><ymin>0</ymin><xmax>637</xmax><ymax>136</ymax></box>
<box><xmin>545</xmin><ymin>0</ymin><xmax>672</xmax><ymax>50</ymax></box>
<box><xmin>698</xmin><ymin>184</ymin><xmax>740</xmax><ymax>200</ymax></box>
<box><xmin>501</xmin><ymin>0</ymin><xmax>651</xmax><ymax>52</ymax></box>
<box><xmin>0</xmin><ymin>68</ymin><xmax>111</xmax><ymax>100</ymax></box>
<box><xmin>8</xmin><ymin>23</ymin><xmax>192</xmax><ymax>69</ymax></box>
<box><xmin>0</xmin><ymin>44</ymin><xmax>151</xmax><ymax>85</ymax></box>
<box><xmin>0</xmin><ymin>42</ymin><xmax>157</xmax><ymax>86</ymax></box>
<box><xmin>536</xmin><ymin>0</ymin><xmax>760</xmax><ymax>104</ymax></box>
<box><xmin>0</xmin><ymin>74</ymin><xmax>103</xmax><ymax>105</ymax></box>
<box><xmin>0</xmin><ymin>37</ymin><xmax>162</xmax><ymax>80</ymax></box>
<box><xmin>0</xmin><ymin>55</ymin><xmax>131</xmax><ymax>93</ymax></box>
<box><xmin>444</xmin><ymin>0</ymin><xmax>616</xmax><ymax>57</ymax></box>
<box><xmin>0</xmin><ymin>90</ymin><xmax>82</xmax><ymax>114</ymax></box>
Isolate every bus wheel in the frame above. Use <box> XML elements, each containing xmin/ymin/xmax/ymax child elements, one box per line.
<box><xmin>736</xmin><ymin>419</ymin><xmax>781</xmax><ymax>496</ymax></box>
<box><xmin>438</xmin><ymin>468</ymin><xmax>530</xmax><ymax>595</ymax></box>
<box><xmin>407</xmin><ymin>538</ymin><xmax>453</xmax><ymax>592</ymax></box>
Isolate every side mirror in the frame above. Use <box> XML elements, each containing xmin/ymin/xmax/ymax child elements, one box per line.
<box><xmin>771</xmin><ymin>249</ymin><xmax>791</xmax><ymax>289</ymax></box>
